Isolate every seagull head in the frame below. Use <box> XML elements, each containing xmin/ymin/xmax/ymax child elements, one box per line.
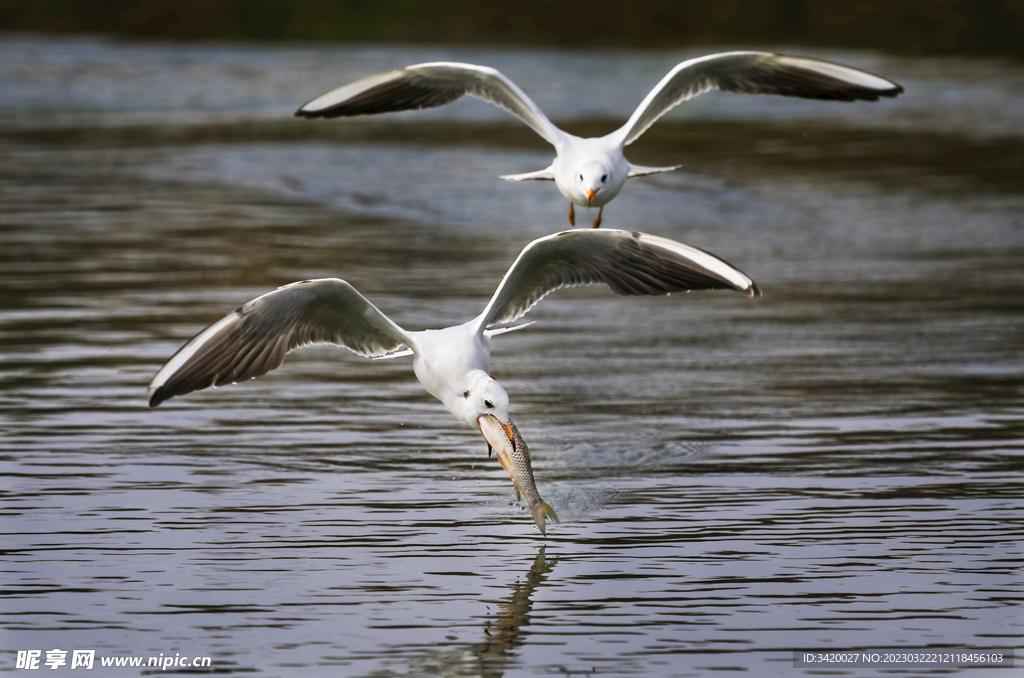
<box><xmin>575</xmin><ymin>159</ymin><xmax>614</xmax><ymax>206</ymax></box>
<box><xmin>452</xmin><ymin>371</ymin><xmax>512</xmax><ymax>438</ymax></box>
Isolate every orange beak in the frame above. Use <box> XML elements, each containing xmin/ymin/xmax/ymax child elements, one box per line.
<box><xmin>586</xmin><ymin>188</ymin><xmax>598</xmax><ymax>206</ymax></box>
<box><xmin>501</xmin><ymin>420</ymin><xmax>516</xmax><ymax>450</ymax></box>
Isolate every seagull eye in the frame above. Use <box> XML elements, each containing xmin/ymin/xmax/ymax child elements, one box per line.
<box><xmin>601</xmin><ymin>174</ymin><xmax>607</xmax><ymax>182</ymax></box>
<box><xmin>484</xmin><ymin>400</ymin><xmax>494</xmax><ymax>409</ymax></box>
<box><xmin>463</xmin><ymin>390</ymin><xmax>470</xmax><ymax>398</ymax></box>
<box><xmin>578</xmin><ymin>174</ymin><xmax>583</xmax><ymax>181</ymax></box>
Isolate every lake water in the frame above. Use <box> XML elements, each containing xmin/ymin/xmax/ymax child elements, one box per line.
<box><xmin>1</xmin><ymin>35</ymin><xmax>1022</xmax><ymax>676</ymax></box>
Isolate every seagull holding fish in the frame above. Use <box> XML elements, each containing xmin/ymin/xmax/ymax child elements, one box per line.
<box><xmin>148</xmin><ymin>229</ymin><xmax>760</xmax><ymax>532</ymax></box>
<box><xmin>295</xmin><ymin>52</ymin><xmax>903</xmax><ymax>228</ymax></box>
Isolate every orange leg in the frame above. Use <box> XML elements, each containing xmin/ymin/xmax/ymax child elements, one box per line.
<box><xmin>568</xmin><ymin>203</ymin><xmax>576</xmax><ymax>226</ymax></box>
<box><xmin>591</xmin><ymin>206</ymin><xmax>603</xmax><ymax>228</ymax></box>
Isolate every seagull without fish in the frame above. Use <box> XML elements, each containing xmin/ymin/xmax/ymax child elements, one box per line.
<box><xmin>149</xmin><ymin>229</ymin><xmax>760</xmax><ymax>530</ymax></box>
<box><xmin>295</xmin><ymin>52</ymin><xmax>903</xmax><ymax>227</ymax></box>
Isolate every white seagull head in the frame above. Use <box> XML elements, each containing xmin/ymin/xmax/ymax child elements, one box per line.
<box><xmin>574</xmin><ymin>158</ymin><xmax>615</xmax><ymax>206</ymax></box>
<box><xmin>452</xmin><ymin>370</ymin><xmax>511</xmax><ymax>433</ymax></box>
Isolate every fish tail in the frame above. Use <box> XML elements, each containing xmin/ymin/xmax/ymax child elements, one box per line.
<box><xmin>530</xmin><ymin>500</ymin><xmax>560</xmax><ymax>535</ymax></box>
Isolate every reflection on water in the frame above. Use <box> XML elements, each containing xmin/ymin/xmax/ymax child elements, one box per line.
<box><xmin>478</xmin><ymin>548</ymin><xmax>556</xmax><ymax>672</ymax></box>
<box><xmin>1</xmin><ymin>36</ymin><xmax>1022</xmax><ymax>676</ymax></box>
<box><xmin>369</xmin><ymin>548</ymin><xmax>557</xmax><ymax>678</ymax></box>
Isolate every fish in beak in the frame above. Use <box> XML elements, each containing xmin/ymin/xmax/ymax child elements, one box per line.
<box><xmin>478</xmin><ymin>415</ymin><xmax>515</xmax><ymax>457</ymax></box>
<box><xmin>478</xmin><ymin>414</ymin><xmax>560</xmax><ymax>534</ymax></box>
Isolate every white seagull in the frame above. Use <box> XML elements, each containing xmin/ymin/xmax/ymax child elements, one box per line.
<box><xmin>149</xmin><ymin>229</ymin><xmax>760</xmax><ymax>526</ymax></box>
<box><xmin>295</xmin><ymin>52</ymin><xmax>903</xmax><ymax>228</ymax></box>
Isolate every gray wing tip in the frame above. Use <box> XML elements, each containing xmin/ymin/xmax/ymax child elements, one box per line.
<box><xmin>295</xmin><ymin>105</ymin><xmax>368</xmax><ymax>119</ymax></box>
<box><xmin>860</xmin><ymin>81</ymin><xmax>904</xmax><ymax>101</ymax></box>
<box><xmin>148</xmin><ymin>386</ymin><xmax>173</xmax><ymax>408</ymax></box>
<box><xmin>294</xmin><ymin>105</ymin><xmax>342</xmax><ymax>119</ymax></box>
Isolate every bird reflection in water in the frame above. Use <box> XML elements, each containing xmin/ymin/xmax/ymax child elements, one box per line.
<box><xmin>477</xmin><ymin>546</ymin><xmax>556</xmax><ymax>670</ymax></box>
<box><xmin>375</xmin><ymin>547</ymin><xmax>560</xmax><ymax>677</ymax></box>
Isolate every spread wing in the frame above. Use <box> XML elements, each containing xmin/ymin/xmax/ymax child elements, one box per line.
<box><xmin>295</xmin><ymin>61</ymin><xmax>565</xmax><ymax>148</ymax></box>
<box><xmin>475</xmin><ymin>229</ymin><xmax>760</xmax><ymax>331</ymax></box>
<box><xmin>616</xmin><ymin>51</ymin><xmax>904</xmax><ymax>146</ymax></box>
<box><xmin>149</xmin><ymin>279</ymin><xmax>412</xmax><ymax>407</ymax></box>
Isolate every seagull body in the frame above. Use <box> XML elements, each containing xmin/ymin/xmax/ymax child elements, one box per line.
<box><xmin>149</xmin><ymin>229</ymin><xmax>760</xmax><ymax>529</ymax></box>
<box><xmin>296</xmin><ymin>52</ymin><xmax>904</xmax><ymax>227</ymax></box>
<box><xmin>410</xmin><ymin>322</ymin><xmax>497</xmax><ymax>429</ymax></box>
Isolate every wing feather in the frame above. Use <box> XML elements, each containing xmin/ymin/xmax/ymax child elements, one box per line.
<box><xmin>616</xmin><ymin>52</ymin><xmax>904</xmax><ymax>146</ymax></box>
<box><xmin>475</xmin><ymin>229</ymin><xmax>760</xmax><ymax>331</ymax></box>
<box><xmin>296</xmin><ymin>62</ymin><xmax>564</xmax><ymax>147</ymax></box>
<box><xmin>149</xmin><ymin>278</ymin><xmax>412</xmax><ymax>407</ymax></box>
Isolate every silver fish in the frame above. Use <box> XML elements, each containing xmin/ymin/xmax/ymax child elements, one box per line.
<box><xmin>480</xmin><ymin>415</ymin><xmax>559</xmax><ymax>534</ymax></box>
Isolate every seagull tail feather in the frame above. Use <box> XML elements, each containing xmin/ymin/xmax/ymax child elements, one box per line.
<box><xmin>483</xmin><ymin>321</ymin><xmax>536</xmax><ymax>339</ymax></box>
<box><xmin>627</xmin><ymin>163</ymin><xmax>683</xmax><ymax>178</ymax></box>
<box><xmin>501</xmin><ymin>166</ymin><xmax>555</xmax><ymax>182</ymax></box>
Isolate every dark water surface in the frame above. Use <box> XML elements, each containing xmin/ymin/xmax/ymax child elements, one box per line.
<box><xmin>1</xmin><ymin>36</ymin><xmax>1022</xmax><ymax>676</ymax></box>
